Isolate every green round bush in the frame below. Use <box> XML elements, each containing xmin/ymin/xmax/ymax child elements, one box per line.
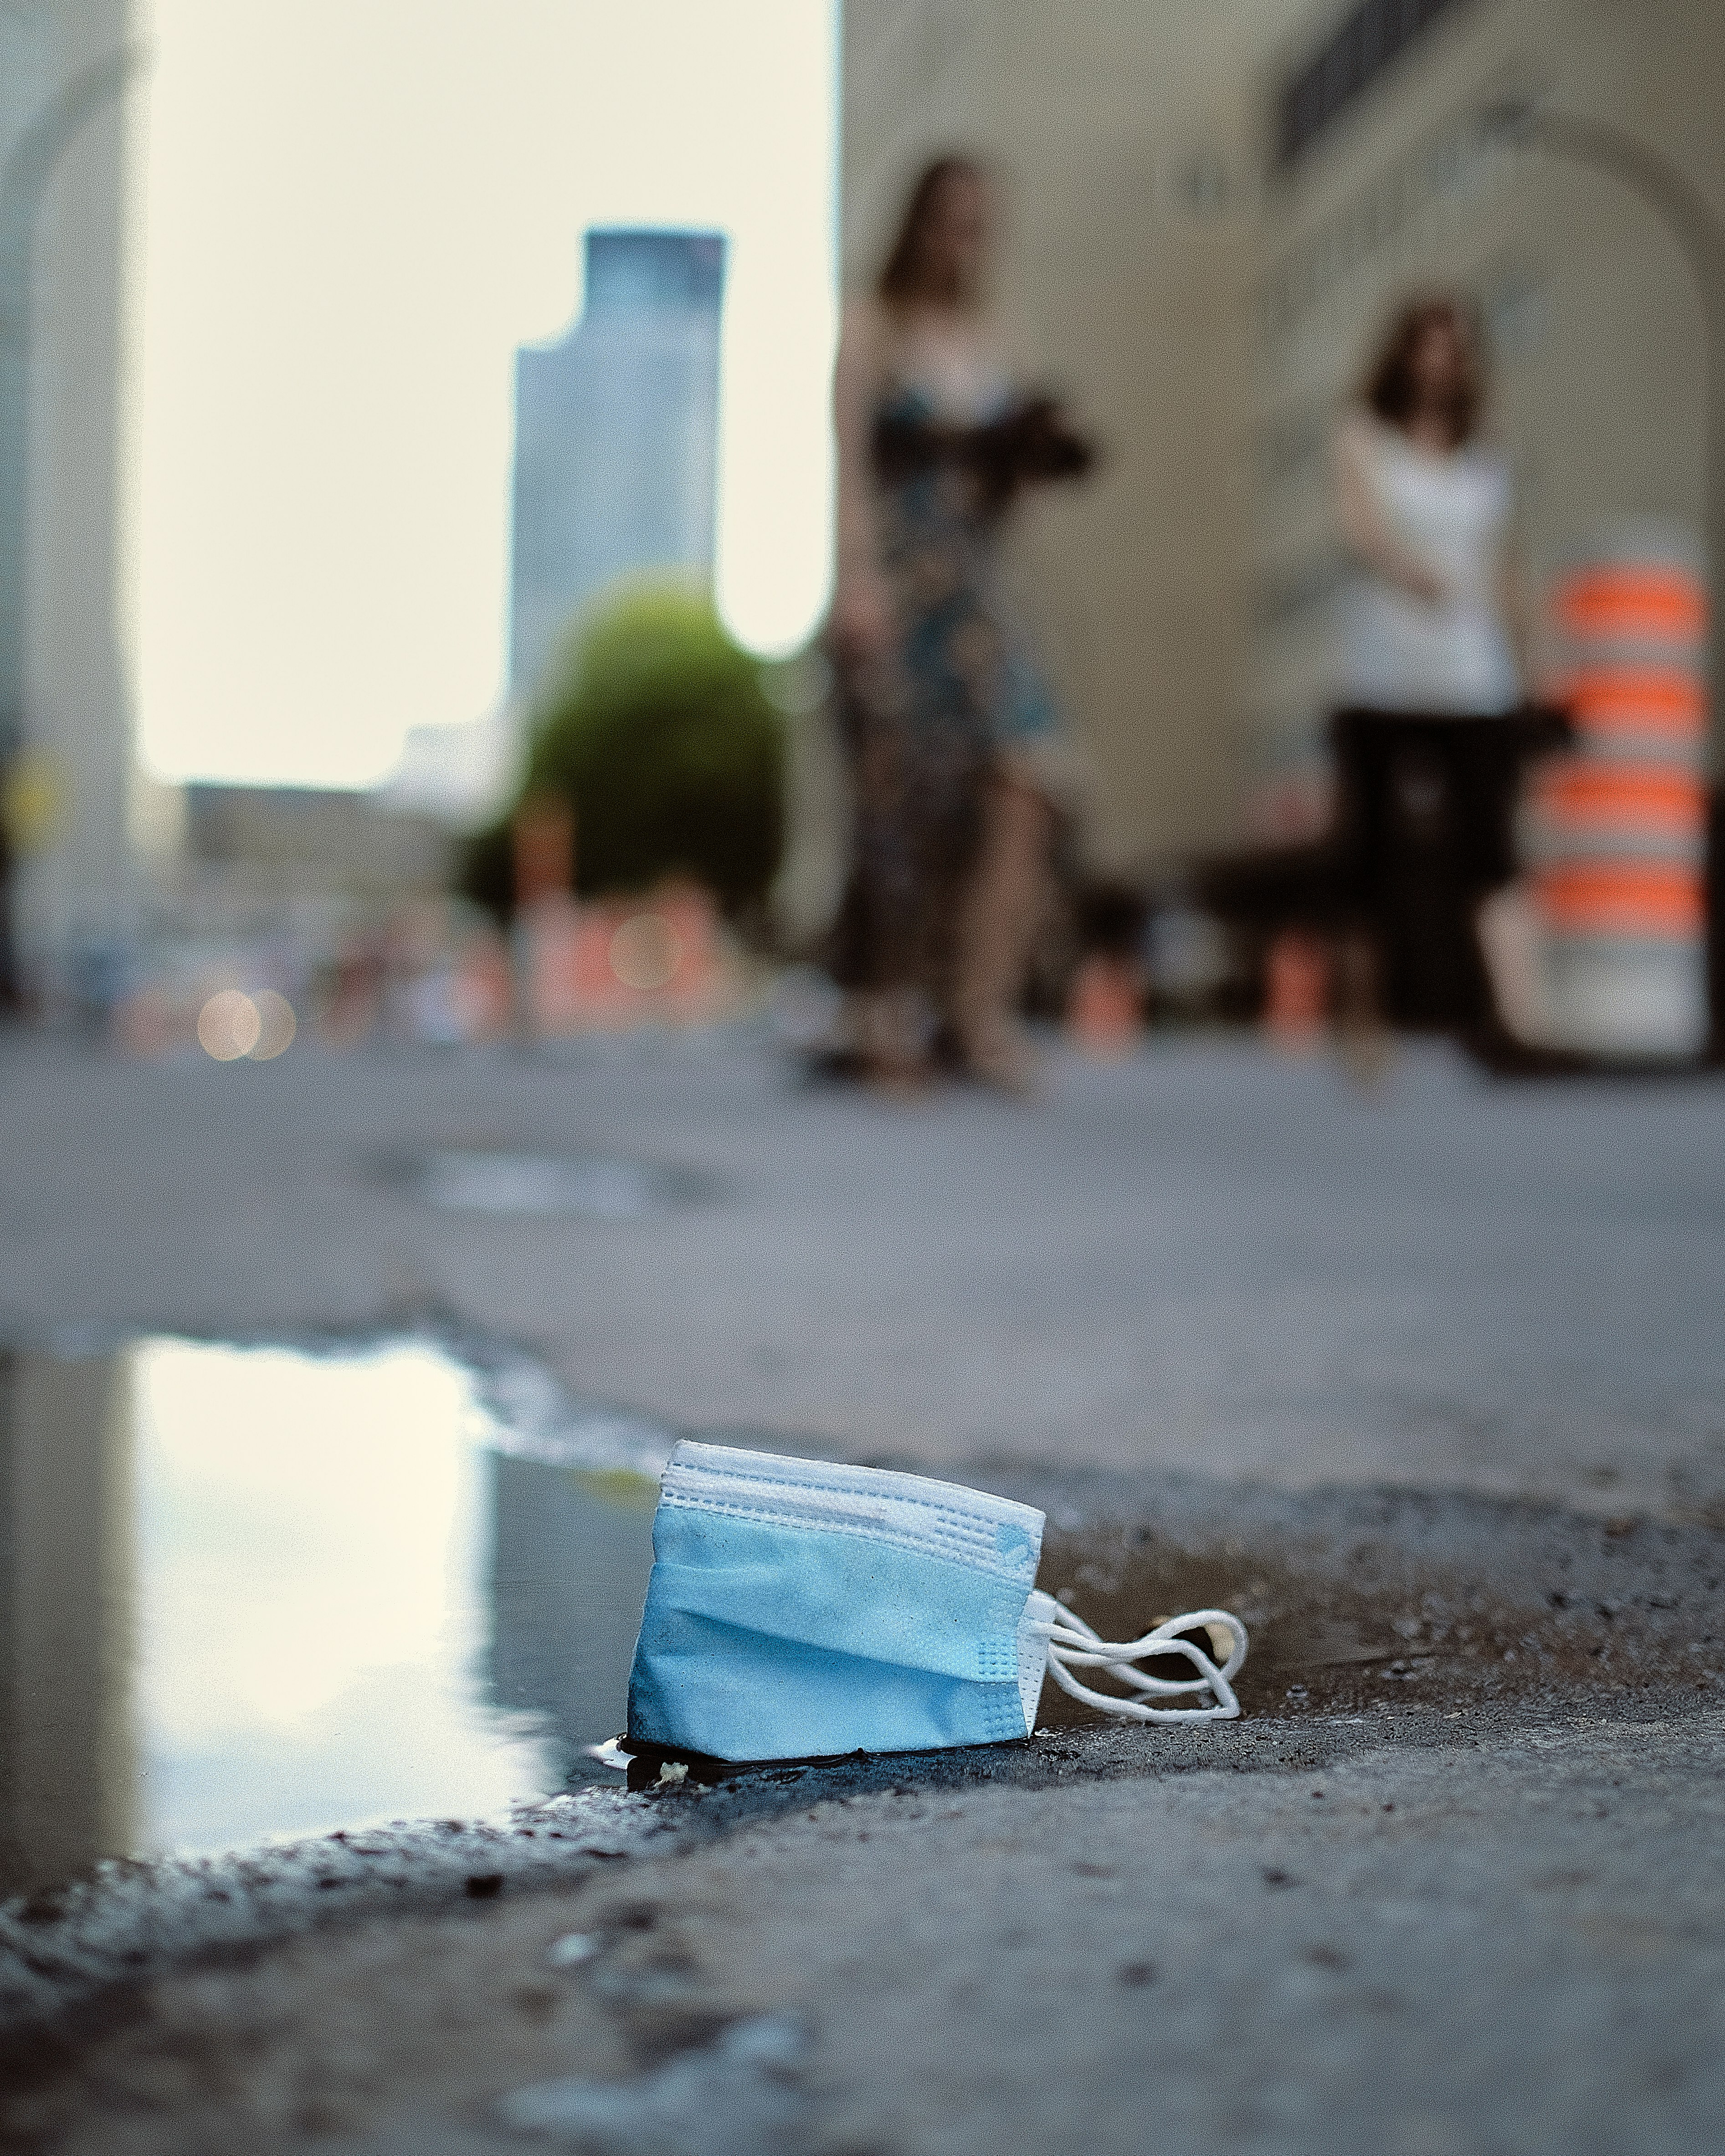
<box><xmin>462</xmin><ymin>585</ymin><xmax>784</xmax><ymax>921</ymax></box>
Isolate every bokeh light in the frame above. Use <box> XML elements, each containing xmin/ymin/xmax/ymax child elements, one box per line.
<box><xmin>609</xmin><ymin>913</ymin><xmax>682</xmax><ymax>993</ymax></box>
<box><xmin>196</xmin><ymin>991</ymin><xmax>261</xmax><ymax>1062</ymax></box>
<box><xmin>249</xmin><ymin>991</ymin><xmax>297</xmax><ymax>1061</ymax></box>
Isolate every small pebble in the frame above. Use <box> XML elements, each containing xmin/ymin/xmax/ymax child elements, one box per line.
<box><xmin>548</xmin><ymin>1932</ymin><xmax>600</xmax><ymax>1967</ymax></box>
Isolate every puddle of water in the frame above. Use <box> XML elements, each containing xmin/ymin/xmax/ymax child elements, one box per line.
<box><xmin>410</xmin><ymin>1149</ymin><xmax>705</xmax><ymax>1221</ymax></box>
<box><xmin>0</xmin><ymin>1339</ymin><xmax>665</xmax><ymax>1896</ymax></box>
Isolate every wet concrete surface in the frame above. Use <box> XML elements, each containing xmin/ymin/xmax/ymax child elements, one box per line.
<box><xmin>0</xmin><ymin>1338</ymin><xmax>672</xmax><ymax>1900</ymax></box>
<box><xmin>3</xmin><ymin>1698</ymin><xmax>1722</xmax><ymax>2152</ymax></box>
<box><xmin>3</xmin><ymin>1438</ymin><xmax>1721</xmax><ymax>2151</ymax></box>
<box><xmin>1009</xmin><ymin>1470</ymin><xmax>1725</xmax><ymax>1721</ymax></box>
<box><xmin>10</xmin><ymin>1324</ymin><xmax>1715</xmax><ymax>1901</ymax></box>
<box><xmin>2</xmin><ymin>1027</ymin><xmax>1725</xmax><ymax>2148</ymax></box>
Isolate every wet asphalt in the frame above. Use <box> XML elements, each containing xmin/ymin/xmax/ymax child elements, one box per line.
<box><xmin>1</xmin><ymin>1023</ymin><xmax>1723</xmax><ymax>2151</ymax></box>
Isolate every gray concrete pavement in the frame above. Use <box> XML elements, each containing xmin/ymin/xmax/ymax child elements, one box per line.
<box><xmin>3</xmin><ymin>1021</ymin><xmax>1725</xmax><ymax>2152</ymax></box>
<box><xmin>6</xmin><ymin>1704</ymin><xmax>1722</xmax><ymax>2154</ymax></box>
<box><xmin>3</xmin><ymin>1023</ymin><xmax>1724</xmax><ymax>1518</ymax></box>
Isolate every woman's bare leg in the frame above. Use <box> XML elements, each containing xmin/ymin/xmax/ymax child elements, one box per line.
<box><xmin>951</xmin><ymin>766</ymin><xmax>1052</xmax><ymax>1089</ymax></box>
<box><xmin>843</xmin><ymin>986</ymin><xmax>928</xmax><ymax>1091</ymax></box>
<box><xmin>828</xmin><ymin>684</ymin><xmax>936</xmax><ymax>1091</ymax></box>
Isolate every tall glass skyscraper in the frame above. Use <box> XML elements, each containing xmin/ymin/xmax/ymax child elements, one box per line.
<box><xmin>508</xmin><ymin>228</ymin><xmax>727</xmax><ymax>699</ymax></box>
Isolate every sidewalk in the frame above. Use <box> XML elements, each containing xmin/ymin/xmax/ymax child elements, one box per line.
<box><xmin>2</xmin><ymin>1024</ymin><xmax>1722</xmax><ymax>1518</ymax></box>
<box><xmin>2</xmin><ymin>1024</ymin><xmax>1723</xmax><ymax>2152</ymax></box>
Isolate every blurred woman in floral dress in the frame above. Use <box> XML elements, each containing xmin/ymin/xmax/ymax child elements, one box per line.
<box><xmin>828</xmin><ymin>156</ymin><xmax>1093</xmax><ymax>1090</ymax></box>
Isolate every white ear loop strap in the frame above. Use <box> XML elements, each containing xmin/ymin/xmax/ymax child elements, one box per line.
<box><xmin>1042</xmin><ymin>1605</ymin><xmax>1248</xmax><ymax>1723</ymax></box>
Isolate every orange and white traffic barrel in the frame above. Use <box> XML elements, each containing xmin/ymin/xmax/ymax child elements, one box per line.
<box><xmin>1525</xmin><ymin>525</ymin><xmax>1710</xmax><ymax>1057</ymax></box>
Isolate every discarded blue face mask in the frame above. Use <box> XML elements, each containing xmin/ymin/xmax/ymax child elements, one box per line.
<box><xmin>618</xmin><ymin>1441</ymin><xmax>1248</xmax><ymax>1770</ymax></box>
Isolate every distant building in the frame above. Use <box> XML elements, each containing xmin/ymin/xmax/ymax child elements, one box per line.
<box><xmin>181</xmin><ymin>783</ymin><xmax>452</xmax><ymax>903</ymax></box>
<box><xmin>0</xmin><ymin>1</ymin><xmax>139</xmax><ymax>993</ymax></box>
<box><xmin>509</xmin><ymin>229</ymin><xmax>727</xmax><ymax>701</ymax></box>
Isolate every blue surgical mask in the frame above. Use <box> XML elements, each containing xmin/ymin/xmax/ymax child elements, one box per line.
<box><xmin>620</xmin><ymin>1442</ymin><xmax>1246</xmax><ymax>1770</ymax></box>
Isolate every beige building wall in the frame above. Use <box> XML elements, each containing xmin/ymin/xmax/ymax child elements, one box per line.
<box><xmin>1251</xmin><ymin>0</ymin><xmax>1725</xmax><ymax>816</ymax></box>
<box><xmin>841</xmin><ymin>0</ymin><xmax>1312</xmax><ymax>873</ymax></box>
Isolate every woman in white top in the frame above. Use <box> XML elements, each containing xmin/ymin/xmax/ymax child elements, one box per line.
<box><xmin>1334</xmin><ymin>296</ymin><xmax>1527</xmax><ymax>713</ymax></box>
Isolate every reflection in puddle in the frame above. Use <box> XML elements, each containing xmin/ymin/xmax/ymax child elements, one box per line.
<box><xmin>0</xmin><ymin>1340</ymin><xmax>663</xmax><ymax>1895</ymax></box>
<box><xmin>412</xmin><ymin>1149</ymin><xmax>704</xmax><ymax>1221</ymax></box>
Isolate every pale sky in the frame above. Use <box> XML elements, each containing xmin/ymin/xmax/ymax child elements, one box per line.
<box><xmin>132</xmin><ymin>1</ymin><xmax>838</xmax><ymax>790</ymax></box>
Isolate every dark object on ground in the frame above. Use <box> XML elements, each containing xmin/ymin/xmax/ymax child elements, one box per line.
<box><xmin>1199</xmin><ymin>705</ymin><xmax>1572</xmax><ymax>1036</ymax></box>
<box><xmin>0</xmin><ymin>845</ymin><xmax>17</xmax><ymax>1014</ymax></box>
<box><xmin>1710</xmin><ymin>787</ymin><xmax>1725</xmax><ymax>1064</ymax></box>
<box><xmin>0</xmin><ymin>750</ymin><xmax>20</xmax><ymax>1014</ymax></box>
<box><xmin>1071</xmin><ymin>877</ymin><xmax>1147</xmax><ymax>960</ymax></box>
<box><xmin>1332</xmin><ymin>705</ymin><xmax>1571</xmax><ymax>1030</ymax></box>
<box><xmin>461</xmin><ymin>588</ymin><xmax>784</xmax><ymax>924</ymax></box>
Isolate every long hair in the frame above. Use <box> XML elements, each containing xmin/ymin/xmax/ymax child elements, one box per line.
<box><xmin>1362</xmin><ymin>296</ymin><xmax>1487</xmax><ymax>448</ymax></box>
<box><xmin>876</xmin><ymin>155</ymin><xmax>986</xmax><ymax>312</ymax></box>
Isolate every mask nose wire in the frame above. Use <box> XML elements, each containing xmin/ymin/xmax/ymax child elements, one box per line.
<box><xmin>1042</xmin><ymin>1605</ymin><xmax>1248</xmax><ymax>1722</ymax></box>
